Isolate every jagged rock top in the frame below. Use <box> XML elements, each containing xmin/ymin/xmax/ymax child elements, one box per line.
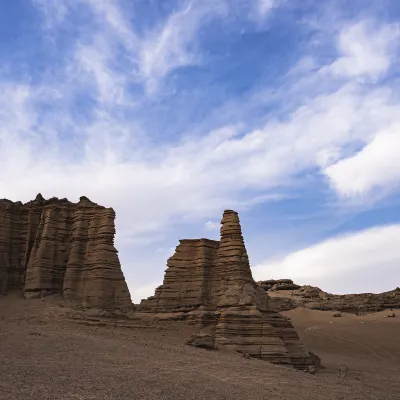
<box><xmin>35</xmin><ymin>193</ymin><xmax>44</xmax><ymax>201</ymax></box>
<box><xmin>0</xmin><ymin>194</ymin><xmax>107</xmax><ymax>210</ymax></box>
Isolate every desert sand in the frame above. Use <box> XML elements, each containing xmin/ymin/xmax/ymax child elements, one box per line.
<box><xmin>1</xmin><ymin>293</ymin><xmax>399</xmax><ymax>400</ymax></box>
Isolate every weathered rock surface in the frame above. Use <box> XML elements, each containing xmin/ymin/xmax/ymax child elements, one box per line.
<box><xmin>0</xmin><ymin>194</ymin><xmax>131</xmax><ymax>309</ymax></box>
<box><xmin>259</xmin><ymin>281</ymin><xmax>400</xmax><ymax>314</ymax></box>
<box><xmin>186</xmin><ymin>332</ymin><xmax>215</xmax><ymax>350</ymax></box>
<box><xmin>258</xmin><ymin>279</ymin><xmax>300</xmax><ymax>292</ymax></box>
<box><xmin>140</xmin><ymin>210</ymin><xmax>312</xmax><ymax>369</ymax></box>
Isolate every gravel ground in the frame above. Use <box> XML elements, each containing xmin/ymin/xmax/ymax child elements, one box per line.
<box><xmin>1</xmin><ymin>294</ymin><xmax>399</xmax><ymax>400</ymax></box>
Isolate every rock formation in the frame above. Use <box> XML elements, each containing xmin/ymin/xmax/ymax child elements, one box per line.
<box><xmin>0</xmin><ymin>194</ymin><xmax>131</xmax><ymax>309</ymax></box>
<box><xmin>258</xmin><ymin>281</ymin><xmax>400</xmax><ymax>314</ymax></box>
<box><xmin>140</xmin><ymin>210</ymin><xmax>313</xmax><ymax>370</ymax></box>
<box><xmin>258</xmin><ymin>279</ymin><xmax>300</xmax><ymax>292</ymax></box>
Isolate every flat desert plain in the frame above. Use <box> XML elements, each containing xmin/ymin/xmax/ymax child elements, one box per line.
<box><xmin>1</xmin><ymin>294</ymin><xmax>399</xmax><ymax>400</ymax></box>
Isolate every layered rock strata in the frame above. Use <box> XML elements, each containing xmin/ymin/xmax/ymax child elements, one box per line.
<box><xmin>262</xmin><ymin>283</ymin><xmax>400</xmax><ymax>314</ymax></box>
<box><xmin>0</xmin><ymin>194</ymin><xmax>131</xmax><ymax>309</ymax></box>
<box><xmin>140</xmin><ymin>210</ymin><xmax>312</xmax><ymax>369</ymax></box>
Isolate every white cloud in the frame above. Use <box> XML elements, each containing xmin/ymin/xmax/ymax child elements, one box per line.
<box><xmin>128</xmin><ymin>282</ymin><xmax>162</xmax><ymax>304</ymax></box>
<box><xmin>252</xmin><ymin>224</ymin><xmax>400</xmax><ymax>293</ymax></box>
<box><xmin>74</xmin><ymin>39</ymin><xmax>128</xmax><ymax>105</ymax></box>
<box><xmin>257</xmin><ymin>0</ymin><xmax>276</xmax><ymax>19</ymax></box>
<box><xmin>33</xmin><ymin>0</ymin><xmax>279</xmax><ymax>96</ymax></box>
<box><xmin>325</xmin><ymin>123</ymin><xmax>400</xmax><ymax>196</ymax></box>
<box><xmin>77</xmin><ymin>0</ymin><xmax>139</xmax><ymax>51</ymax></box>
<box><xmin>3</xmin><ymin>79</ymin><xmax>398</xmax><ymax>245</ymax></box>
<box><xmin>138</xmin><ymin>1</ymin><xmax>228</xmax><ymax>93</ymax></box>
<box><xmin>2</xmin><ymin>20</ymin><xmax>400</xmax><ymax>239</ymax></box>
<box><xmin>205</xmin><ymin>221</ymin><xmax>220</xmax><ymax>230</ymax></box>
<box><xmin>330</xmin><ymin>21</ymin><xmax>399</xmax><ymax>80</ymax></box>
<box><xmin>33</xmin><ymin>0</ymin><xmax>68</xmax><ymax>29</ymax></box>
<box><xmin>4</xmin><ymin>3</ymin><xmax>400</xmax><ymax>296</ymax></box>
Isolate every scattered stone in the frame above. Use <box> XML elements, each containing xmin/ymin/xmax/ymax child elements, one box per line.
<box><xmin>387</xmin><ymin>312</ymin><xmax>396</xmax><ymax>318</ymax></box>
<box><xmin>24</xmin><ymin>291</ymin><xmax>42</xmax><ymax>299</ymax></box>
<box><xmin>28</xmin><ymin>330</ymin><xmax>42</xmax><ymax>336</ymax></box>
<box><xmin>338</xmin><ymin>365</ymin><xmax>349</xmax><ymax>379</ymax></box>
<box><xmin>333</xmin><ymin>312</ymin><xmax>342</xmax><ymax>317</ymax></box>
<box><xmin>305</xmin><ymin>365</ymin><xmax>317</xmax><ymax>374</ymax></box>
<box><xmin>308</xmin><ymin>351</ymin><xmax>323</xmax><ymax>370</ymax></box>
<box><xmin>186</xmin><ymin>332</ymin><xmax>215</xmax><ymax>350</ymax></box>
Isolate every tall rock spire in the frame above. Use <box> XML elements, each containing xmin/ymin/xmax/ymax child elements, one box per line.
<box><xmin>213</xmin><ymin>210</ymin><xmax>253</xmax><ymax>306</ymax></box>
<box><xmin>218</xmin><ymin>210</ymin><xmax>252</xmax><ymax>279</ymax></box>
<box><xmin>140</xmin><ymin>209</ymin><xmax>313</xmax><ymax>369</ymax></box>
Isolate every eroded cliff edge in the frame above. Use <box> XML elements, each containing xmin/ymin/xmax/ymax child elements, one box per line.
<box><xmin>139</xmin><ymin>210</ymin><xmax>313</xmax><ymax>370</ymax></box>
<box><xmin>258</xmin><ymin>280</ymin><xmax>400</xmax><ymax>314</ymax></box>
<box><xmin>0</xmin><ymin>194</ymin><xmax>131</xmax><ymax>309</ymax></box>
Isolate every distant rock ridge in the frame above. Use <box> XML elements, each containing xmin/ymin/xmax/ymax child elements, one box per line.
<box><xmin>0</xmin><ymin>194</ymin><xmax>131</xmax><ymax>309</ymax></box>
<box><xmin>258</xmin><ymin>281</ymin><xmax>400</xmax><ymax>314</ymax></box>
<box><xmin>140</xmin><ymin>210</ymin><xmax>313</xmax><ymax>370</ymax></box>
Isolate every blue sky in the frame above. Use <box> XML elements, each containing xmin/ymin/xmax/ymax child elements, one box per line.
<box><xmin>1</xmin><ymin>0</ymin><xmax>400</xmax><ymax>301</ymax></box>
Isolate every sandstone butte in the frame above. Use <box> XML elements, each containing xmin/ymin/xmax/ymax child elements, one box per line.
<box><xmin>139</xmin><ymin>210</ymin><xmax>313</xmax><ymax>370</ymax></box>
<box><xmin>0</xmin><ymin>194</ymin><xmax>131</xmax><ymax>309</ymax></box>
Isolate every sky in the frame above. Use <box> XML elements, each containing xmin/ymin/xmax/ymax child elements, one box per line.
<box><xmin>1</xmin><ymin>0</ymin><xmax>400</xmax><ymax>302</ymax></box>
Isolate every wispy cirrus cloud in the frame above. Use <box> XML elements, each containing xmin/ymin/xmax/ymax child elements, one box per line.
<box><xmin>138</xmin><ymin>1</ymin><xmax>229</xmax><ymax>94</ymax></box>
<box><xmin>2</xmin><ymin>3</ymin><xmax>400</xmax><ymax>235</ymax></box>
<box><xmin>1</xmin><ymin>0</ymin><xmax>400</xmax><ymax>298</ymax></box>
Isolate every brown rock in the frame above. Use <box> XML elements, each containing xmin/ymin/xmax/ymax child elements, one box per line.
<box><xmin>308</xmin><ymin>351</ymin><xmax>323</xmax><ymax>369</ymax></box>
<box><xmin>265</xmin><ymin>282</ymin><xmax>400</xmax><ymax>314</ymax></box>
<box><xmin>0</xmin><ymin>195</ymin><xmax>131</xmax><ymax>309</ymax></box>
<box><xmin>257</xmin><ymin>279</ymin><xmax>300</xmax><ymax>292</ymax></box>
<box><xmin>186</xmin><ymin>332</ymin><xmax>215</xmax><ymax>350</ymax></box>
<box><xmin>333</xmin><ymin>312</ymin><xmax>342</xmax><ymax>317</ymax></box>
<box><xmin>140</xmin><ymin>210</ymin><xmax>312</xmax><ymax>370</ymax></box>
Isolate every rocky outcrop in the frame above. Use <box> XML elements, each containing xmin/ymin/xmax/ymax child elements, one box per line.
<box><xmin>140</xmin><ymin>210</ymin><xmax>312</xmax><ymax>369</ymax></box>
<box><xmin>140</xmin><ymin>238</ymin><xmax>220</xmax><ymax>313</ymax></box>
<box><xmin>258</xmin><ymin>279</ymin><xmax>300</xmax><ymax>292</ymax></box>
<box><xmin>259</xmin><ymin>281</ymin><xmax>400</xmax><ymax>314</ymax></box>
<box><xmin>0</xmin><ymin>194</ymin><xmax>131</xmax><ymax>309</ymax></box>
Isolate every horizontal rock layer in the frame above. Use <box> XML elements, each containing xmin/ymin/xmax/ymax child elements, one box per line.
<box><xmin>261</xmin><ymin>283</ymin><xmax>400</xmax><ymax>314</ymax></box>
<box><xmin>0</xmin><ymin>194</ymin><xmax>131</xmax><ymax>309</ymax></box>
<box><xmin>140</xmin><ymin>210</ymin><xmax>312</xmax><ymax>369</ymax></box>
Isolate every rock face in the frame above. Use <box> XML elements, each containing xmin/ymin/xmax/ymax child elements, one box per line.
<box><xmin>0</xmin><ymin>194</ymin><xmax>131</xmax><ymax>309</ymax></box>
<box><xmin>140</xmin><ymin>210</ymin><xmax>312</xmax><ymax>369</ymax></box>
<box><xmin>259</xmin><ymin>282</ymin><xmax>400</xmax><ymax>314</ymax></box>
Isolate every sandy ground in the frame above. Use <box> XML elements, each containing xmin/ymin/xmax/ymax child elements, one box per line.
<box><xmin>1</xmin><ymin>294</ymin><xmax>399</xmax><ymax>400</ymax></box>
